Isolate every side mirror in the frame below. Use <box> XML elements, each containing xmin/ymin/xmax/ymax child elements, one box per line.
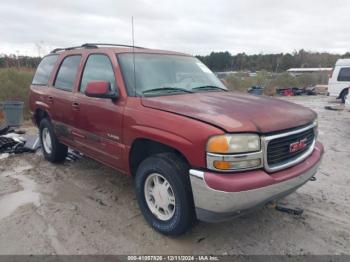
<box><xmin>85</xmin><ymin>81</ymin><xmax>118</xmax><ymax>99</ymax></box>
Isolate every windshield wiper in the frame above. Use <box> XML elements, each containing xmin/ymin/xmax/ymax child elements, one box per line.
<box><xmin>142</xmin><ymin>87</ymin><xmax>194</xmax><ymax>96</ymax></box>
<box><xmin>192</xmin><ymin>85</ymin><xmax>227</xmax><ymax>92</ymax></box>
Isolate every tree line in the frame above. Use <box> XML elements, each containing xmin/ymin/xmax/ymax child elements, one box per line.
<box><xmin>1</xmin><ymin>49</ymin><xmax>349</xmax><ymax>72</ymax></box>
<box><xmin>196</xmin><ymin>49</ymin><xmax>350</xmax><ymax>72</ymax></box>
<box><xmin>0</xmin><ymin>55</ymin><xmax>41</xmax><ymax>69</ymax></box>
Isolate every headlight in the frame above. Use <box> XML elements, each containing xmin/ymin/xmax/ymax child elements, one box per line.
<box><xmin>207</xmin><ymin>134</ymin><xmax>260</xmax><ymax>154</ymax></box>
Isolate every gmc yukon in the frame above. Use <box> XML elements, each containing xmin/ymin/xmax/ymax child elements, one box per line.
<box><xmin>29</xmin><ymin>43</ymin><xmax>324</xmax><ymax>235</ymax></box>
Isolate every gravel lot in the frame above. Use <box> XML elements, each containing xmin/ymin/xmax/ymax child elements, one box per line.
<box><xmin>0</xmin><ymin>95</ymin><xmax>349</xmax><ymax>255</ymax></box>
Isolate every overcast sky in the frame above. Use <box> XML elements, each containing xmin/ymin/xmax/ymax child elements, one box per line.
<box><xmin>0</xmin><ymin>0</ymin><xmax>349</xmax><ymax>56</ymax></box>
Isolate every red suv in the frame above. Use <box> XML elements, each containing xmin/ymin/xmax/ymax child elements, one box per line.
<box><xmin>29</xmin><ymin>43</ymin><xmax>324</xmax><ymax>235</ymax></box>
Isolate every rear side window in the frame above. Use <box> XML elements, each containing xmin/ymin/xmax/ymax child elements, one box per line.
<box><xmin>80</xmin><ymin>54</ymin><xmax>116</xmax><ymax>93</ymax></box>
<box><xmin>337</xmin><ymin>67</ymin><xmax>350</xmax><ymax>81</ymax></box>
<box><xmin>54</xmin><ymin>55</ymin><xmax>81</xmax><ymax>91</ymax></box>
<box><xmin>32</xmin><ymin>55</ymin><xmax>58</xmax><ymax>85</ymax></box>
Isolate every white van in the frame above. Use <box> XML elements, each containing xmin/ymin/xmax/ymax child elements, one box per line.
<box><xmin>328</xmin><ymin>59</ymin><xmax>350</xmax><ymax>103</ymax></box>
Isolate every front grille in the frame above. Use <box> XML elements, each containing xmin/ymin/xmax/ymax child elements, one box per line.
<box><xmin>267</xmin><ymin>126</ymin><xmax>315</xmax><ymax>167</ymax></box>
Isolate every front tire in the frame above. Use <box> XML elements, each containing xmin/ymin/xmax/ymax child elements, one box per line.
<box><xmin>340</xmin><ymin>89</ymin><xmax>349</xmax><ymax>103</ymax></box>
<box><xmin>39</xmin><ymin>118</ymin><xmax>68</xmax><ymax>163</ymax></box>
<box><xmin>135</xmin><ymin>153</ymin><xmax>195</xmax><ymax>236</ymax></box>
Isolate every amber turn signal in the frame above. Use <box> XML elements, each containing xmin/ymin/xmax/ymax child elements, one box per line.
<box><xmin>213</xmin><ymin>160</ymin><xmax>232</xmax><ymax>170</ymax></box>
<box><xmin>207</xmin><ymin>136</ymin><xmax>229</xmax><ymax>153</ymax></box>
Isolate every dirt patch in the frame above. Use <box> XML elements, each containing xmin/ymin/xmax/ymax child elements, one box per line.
<box><xmin>0</xmin><ymin>96</ymin><xmax>349</xmax><ymax>255</ymax></box>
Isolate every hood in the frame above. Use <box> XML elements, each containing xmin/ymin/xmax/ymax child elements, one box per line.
<box><xmin>141</xmin><ymin>92</ymin><xmax>316</xmax><ymax>133</ymax></box>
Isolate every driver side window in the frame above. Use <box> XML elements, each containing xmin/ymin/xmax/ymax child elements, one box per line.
<box><xmin>80</xmin><ymin>54</ymin><xmax>116</xmax><ymax>93</ymax></box>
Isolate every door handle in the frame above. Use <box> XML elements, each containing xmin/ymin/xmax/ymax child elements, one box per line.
<box><xmin>48</xmin><ymin>96</ymin><xmax>54</xmax><ymax>103</ymax></box>
<box><xmin>72</xmin><ymin>102</ymin><xmax>80</xmax><ymax>110</ymax></box>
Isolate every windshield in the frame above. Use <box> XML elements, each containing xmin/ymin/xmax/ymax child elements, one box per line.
<box><xmin>117</xmin><ymin>53</ymin><xmax>227</xmax><ymax>96</ymax></box>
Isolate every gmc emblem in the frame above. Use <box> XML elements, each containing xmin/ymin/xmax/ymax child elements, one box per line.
<box><xmin>289</xmin><ymin>138</ymin><xmax>307</xmax><ymax>153</ymax></box>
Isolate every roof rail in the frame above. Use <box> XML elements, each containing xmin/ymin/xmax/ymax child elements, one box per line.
<box><xmin>82</xmin><ymin>43</ymin><xmax>146</xmax><ymax>49</ymax></box>
<box><xmin>50</xmin><ymin>46</ymin><xmax>84</xmax><ymax>54</ymax></box>
<box><xmin>50</xmin><ymin>43</ymin><xmax>146</xmax><ymax>53</ymax></box>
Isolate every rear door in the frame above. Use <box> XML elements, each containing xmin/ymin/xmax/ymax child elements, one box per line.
<box><xmin>71</xmin><ymin>53</ymin><xmax>124</xmax><ymax>170</ymax></box>
<box><xmin>50</xmin><ymin>55</ymin><xmax>82</xmax><ymax>143</ymax></box>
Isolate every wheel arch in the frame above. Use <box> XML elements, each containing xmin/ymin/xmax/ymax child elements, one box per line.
<box><xmin>128</xmin><ymin>138</ymin><xmax>190</xmax><ymax>177</ymax></box>
<box><xmin>34</xmin><ymin>107</ymin><xmax>51</xmax><ymax>127</ymax></box>
<box><xmin>339</xmin><ymin>87</ymin><xmax>349</xmax><ymax>103</ymax></box>
<box><xmin>338</xmin><ymin>87</ymin><xmax>349</xmax><ymax>99</ymax></box>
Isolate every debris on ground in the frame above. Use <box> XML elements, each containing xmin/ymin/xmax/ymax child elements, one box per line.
<box><xmin>0</xmin><ymin>129</ymin><xmax>41</xmax><ymax>156</ymax></box>
<box><xmin>23</xmin><ymin>135</ymin><xmax>41</xmax><ymax>152</ymax></box>
<box><xmin>0</xmin><ymin>124</ymin><xmax>10</xmax><ymax>135</ymax></box>
<box><xmin>324</xmin><ymin>105</ymin><xmax>343</xmax><ymax>111</ymax></box>
<box><xmin>0</xmin><ymin>127</ymin><xmax>83</xmax><ymax>161</ymax></box>
<box><xmin>197</xmin><ymin>237</ymin><xmax>206</xmax><ymax>243</ymax></box>
<box><xmin>0</xmin><ymin>136</ymin><xmax>18</xmax><ymax>153</ymax></box>
<box><xmin>66</xmin><ymin>149</ymin><xmax>84</xmax><ymax>161</ymax></box>
<box><xmin>0</xmin><ymin>100</ymin><xmax>33</xmax><ymax>156</ymax></box>
<box><xmin>275</xmin><ymin>203</ymin><xmax>304</xmax><ymax>216</ymax></box>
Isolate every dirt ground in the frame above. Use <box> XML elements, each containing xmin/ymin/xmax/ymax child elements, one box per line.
<box><xmin>0</xmin><ymin>95</ymin><xmax>349</xmax><ymax>255</ymax></box>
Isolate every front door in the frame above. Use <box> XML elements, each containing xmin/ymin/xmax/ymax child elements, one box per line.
<box><xmin>71</xmin><ymin>54</ymin><xmax>124</xmax><ymax>170</ymax></box>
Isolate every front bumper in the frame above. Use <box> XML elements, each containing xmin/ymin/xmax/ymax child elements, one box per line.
<box><xmin>190</xmin><ymin>141</ymin><xmax>324</xmax><ymax>222</ymax></box>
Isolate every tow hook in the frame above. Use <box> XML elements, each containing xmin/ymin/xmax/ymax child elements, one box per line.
<box><xmin>309</xmin><ymin>176</ymin><xmax>316</xmax><ymax>181</ymax></box>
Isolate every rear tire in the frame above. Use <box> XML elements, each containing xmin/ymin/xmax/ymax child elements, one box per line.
<box><xmin>135</xmin><ymin>153</ymin><xmax>195</xmax><ymax>236</ymax></box>
<box><xmin>39</xmin><ymin>118</ymin><xmax>67</xmax><ymax>163</ymax></box>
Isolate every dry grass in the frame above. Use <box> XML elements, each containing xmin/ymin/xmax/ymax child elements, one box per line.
<box><xmin>0</xmin><ymin>68</ymin><xmax>34</xmax><ymax>119</ymax></box>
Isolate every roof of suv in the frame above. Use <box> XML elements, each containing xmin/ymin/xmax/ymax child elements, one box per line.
<box><xmin>50</xmin><ymin>43</ymin><xmax>190</xmax><ymax>57</ymax></box>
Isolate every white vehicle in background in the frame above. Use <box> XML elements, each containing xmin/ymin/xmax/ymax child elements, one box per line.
<box><xmin>328</xmin><ymin>59</ymin><xmax>350</xmax><ymax>103</ymax></box>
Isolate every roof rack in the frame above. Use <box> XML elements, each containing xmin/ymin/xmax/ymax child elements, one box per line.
<box><xmin>50</xmin><ymin>43</ymin><xmax>146</xmax><ymax>54</ymax></box>
<box><xmin>83</xmin><ymin>43</ymin><xmax>146</xmax><ymax>49</ymax></box>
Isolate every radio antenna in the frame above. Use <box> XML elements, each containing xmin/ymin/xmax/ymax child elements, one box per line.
<box><xmin>132</xmin><ymin>16</ymin><xmax>137</xmax><ymax>97</ymax></box>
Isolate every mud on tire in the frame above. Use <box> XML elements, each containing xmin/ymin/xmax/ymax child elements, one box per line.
<box><xmin>39</xmin><ymin>118</ymin><xmax>68</xmax><ymax>163</ymax></box>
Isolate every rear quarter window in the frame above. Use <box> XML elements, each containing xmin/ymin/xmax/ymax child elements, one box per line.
<box><xmin>337</xmin><ymin>67</ymin><xmax>350</xmax><ymax>81</ymax></box>
<box><xmin>32</xmin><ymin>55</ymin><xmax>58</xmax><ymax>85</ymax></box>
